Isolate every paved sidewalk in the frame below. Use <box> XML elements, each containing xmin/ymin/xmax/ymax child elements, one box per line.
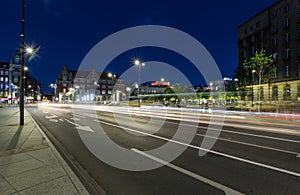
<box><xmin>0</xmin><ymin>105</ymin><xmax>89</xmax><ymax>195</ymax></box>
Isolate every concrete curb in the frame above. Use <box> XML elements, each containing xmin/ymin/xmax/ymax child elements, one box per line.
<box><xmin>26</xmin><ymin>108</ymin><xmax>90</xmax><ymax>194</ymax></box>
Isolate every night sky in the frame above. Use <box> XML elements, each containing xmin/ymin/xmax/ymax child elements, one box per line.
<box><xmin>0</xmin><ymin>0</ymin><xmax>278</xmax><ymax>93</ymax></box>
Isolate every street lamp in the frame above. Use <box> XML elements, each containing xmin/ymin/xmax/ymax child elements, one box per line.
<box><xmin>126</xmin><ymin>87</ymin><xmax>131</xmax><ymax>102</ymax></box>
<box><xmin>134</xmin><ymin>59</ymin><xmax>145</xmax><ymax>107</ymax></box>
<box><xmin>50</xmin><ymin>83</ymin><xmax>57</xmax><ymax>102</ymax></box>
<box><xmin>251</xmin><ymin>70</ymin><xmax>256</xmax><ymax>107</ymax></box>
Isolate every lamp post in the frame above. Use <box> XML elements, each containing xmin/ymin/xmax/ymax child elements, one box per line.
<box><xmin>50</xmin><ymin>83</ymin><xmax>57</xmax><ymax>102</ymax></box>
<box><xmin>134</xmin><ymin>59</ymin><xmax>145</xmax><ymax>107</ymax></box>
<box><xmin>251</xmin><ymin>70</ymin><xmax>256</xmax><ymax>107</ymax></box>
<box><xmin>126</xmin><ymin>87</ymin><xmax>131</xmax><ymax>102</ymax></box>
<box><xmin>20</xmin><ymin>0</ymin><xmax>25</xmax><ymax>125</ymax></box>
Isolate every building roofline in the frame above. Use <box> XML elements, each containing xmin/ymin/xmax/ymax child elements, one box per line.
<box><xmin>237</xmin><ymin>0</ymin><xmax>281</xmax><ymax>28</ymax></box>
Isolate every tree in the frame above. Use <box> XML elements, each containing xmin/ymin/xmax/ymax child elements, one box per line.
<box><xmin>245</xmin><ymin>50</ymin><xmax>274</xmax><ymax>111</ymax></box>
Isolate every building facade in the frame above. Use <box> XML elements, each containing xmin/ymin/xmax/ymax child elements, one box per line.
<box><xmin>0</xmin><ymin>50</ymin><xmax>42</xmax><ymax>103</ymax></box>
<box><xmin>0</xmin><ymin>62</ymin><xmax>9</xmax><ymax>100</ymax></box>
<box><xmin>237</xmin><ymin>0</ymin><xmax>300</xmax><ymax>102</ymax></box>
<box><xmin>56</xmin><ymin>65</ymin><xmax>125</xmax><ymax>103</ymax></box>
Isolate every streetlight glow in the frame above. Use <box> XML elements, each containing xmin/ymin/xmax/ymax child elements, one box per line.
<box><xmin>134</xmin><ymin>59</ymin><xmax>140</xmax><ymax>66</ymax></box>
<box><xmin>26</xmin><ymin>47</ymin><xmax>33</xmax><ymax>54</ymax></box>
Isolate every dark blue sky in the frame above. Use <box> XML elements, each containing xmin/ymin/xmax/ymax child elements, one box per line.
<box><xmin>0</xmin><ymin>0</ymin><xmax>277</xmax><ymax>93</ymax></box>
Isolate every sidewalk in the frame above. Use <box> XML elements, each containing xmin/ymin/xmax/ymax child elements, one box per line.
<box><xmin>0</xmin><ymin>105</ymin><xmax>89</xmax><ymax>195</ymax></box>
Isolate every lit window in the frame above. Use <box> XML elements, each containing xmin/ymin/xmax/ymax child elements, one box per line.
<box><xmin>283</xmin><ymin>85</ymin><xmax>291</xmax><ymax>100</ymax></box>
<box><xmin>284</xmin><ymin>65</ymin><xmax>290</xmax><ymax>76</ymax></box>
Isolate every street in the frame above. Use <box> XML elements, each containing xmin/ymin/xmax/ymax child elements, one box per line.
<box><xmin>27</xmin><ymin>104</ymin><xmax>300</xmax><ymax>195</ymax></box>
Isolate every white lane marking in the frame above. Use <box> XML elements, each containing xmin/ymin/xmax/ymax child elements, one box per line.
<box><xmin>196</xmin><ymin>134</ymin><xmax>299</xmax><ymax>155</ymax></box>
<box><xmin>64</xmin><ymin>119</ymin><xmax>94</xmax><ymax>133</ymax></box>
<box><xmin>45</xmin><ymin>114</ymin><xmax>58</xmax><ymax>119</ymax></box>
<box><xmin>76</xmin><ymin>126</ymin><xmax>94</xmax><ymax>132</ymax></box>
<box><xmin>42</xmin><ymin>111</ymin><xmax>49</xmax><ymax>114</ymax></box>
<box><xmin>64</xmin><ymin>119</ymin><xmax>78</xmax><ymax>126</ymax></box>
<box><xmin>131</xmin><ymin>148</ymin><xmax>244</xmax><ymax>195</ymax></box>
<box><xmin>59</xmin><ymin>119</ymin><xmax>64</xmax><ymax>122</ymax></box>
<box><xmin>297</xmin><ymin>154</ymin><xmax>300</xmax><ymax>158</ymax></box>
<box><xmin>167</xmin><ymin>121</ymin><xmax>300</xmax><ymax>144</ymax></box>
<box><xmin>97</xmin><ymin>119</ymin><xmax>300</xmax><ymax>178</ymax></box>
<box><xmin>49</xmin><ymin>119</ymin><xmax>58</xmax><ymax>122</ymax></box>
<box><xmin>73</xmin><ymin>114</ymin><xmax>86</xmax><ymax>118</ymax></box>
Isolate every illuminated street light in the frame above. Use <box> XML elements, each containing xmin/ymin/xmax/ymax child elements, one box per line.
<box><xmin>134</xmin><ymin>59</ymin><xmax>145</xmax><ymax>107</ymax></box>
<box><xmin>26</xmin><ymin>47</ymin><xmax>33</xmax><ymax>54</ymax></box>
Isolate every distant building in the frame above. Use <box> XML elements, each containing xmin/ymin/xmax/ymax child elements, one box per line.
<box><xmin>56</xmin><ymin>65</ymin><xmax>125</xmax><ymax>102</ymax></box>
<box><xmin>0</xmin><ymin>62</ymin><xmax>9</xmax><ymax>100</ymax></box>
<box><xmin>0</xmin><ymin>50</ymin><xmax>42</xmax><ymax>103</ymax></box>
<box><xmin>237</xmin><ymin>0</ymin><xmax>300</xmax><ymax>102</ymax></box>
<box><xmin>135</xmin><ymin>81</ymin><xmax>171</xmax><ymax>96</ymax></box>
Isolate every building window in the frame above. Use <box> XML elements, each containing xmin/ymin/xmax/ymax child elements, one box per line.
<box><xmin>256</xmin><ymin>22</ymin><xmax>261</xmax><ymax>28</ymax></box>
<box><xmin>274</xmin><ymin>67</ymin><xmax>278</xmax><ymax>78</ymax></box>
<box><xmin>251</xmin><ymin>35</ymin><xmax>255</xmax><ymax>42</ymax></box>
<box><xmin>285</xmin><ymin>33</ymin><xmax>290</xmax><ymax>43</ymax></box>
<box><xmin>273</xmin><ymin>38</ymin><xmax>278</xmax><ymax>47</ymax></box>
<box><xmin>285</xmin><ymin>5</ymin><xmax>289</xmax><ymax>12</ymax></box>
<box><xmin>244</xmin><ymin>29</ymin><xmax>248</xmax><ymax>35</ymax></box>
<box><xmin>0</xmin><ymin>70</ymin><xmax>3</xmax><ymax>75</ymax></box>
<box><xmin>284</xmin><ymin>65</ymin><xmax>291</xmax><ymax>76</ymax></box>
<box><xmin>283</xmin><ymin>18</ymin><xmax>290</xmax><ymax>28</ymax></box>
<box><xmin>272</xmin><ymin>12</ymin><xmax>277</xmax><ymax>20</ymax></box>
<box><xmin>283</xmin><ymin>85</ymin><xmax>291</xmax><ymax>100</ymax></box>
<box><xmin>272</xmin><ymin>24</ymin><xmax>278</xmax><ymax>33</ymax></box>
<box><xmin>272</xmin><ymin>86</ymin><xmax>278</xmax><ymax>101</ymax></box>
<box><xmin>260</xmin><ymin>30</ymin><xmax>264</xmax><ymax>39</ymax></box>
<box><xmin>0</xmin><ymin>77</ymin><xmax>3</xmax><ymax>82</ymax></box>
<box><xmin>298</xmin><ymin>63</ymin><xmax>300</xmax><ymax>78</ymax></box>
<box><xmin>285</xmin><ymin>49</ymin><xmax>290</xmax><ymax>59</ymax></box>
<box><xmin>273</xmin><ymin>52</ymin><xmax>278</xmax><ymax>63</ymax></box>
<box><xmin>243</xmin><ymin>39</ymin><xmax>246</xmax><ymax>46</ymax></box>
<box><xmin>251</xmin><ymin>47</ymin><xmax>255</xmax><ymax>55</ymax></box>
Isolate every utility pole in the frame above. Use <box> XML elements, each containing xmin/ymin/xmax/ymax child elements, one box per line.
<box><xmin>20</xmin><ymin>0</ymin><xmax>25</xmax><ymax>125</ymax></box>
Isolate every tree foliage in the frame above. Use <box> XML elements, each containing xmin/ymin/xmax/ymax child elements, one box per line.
<box><xmin>245</xmin><ymin>50</ymin><xmax>275</xmax><ymax>83</ymax></box>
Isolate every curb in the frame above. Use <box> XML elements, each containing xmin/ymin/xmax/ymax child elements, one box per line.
<box><xmin>26</xmin><ymin>108</ymin><xmax>90</xmax><ymax>195</ymax></box>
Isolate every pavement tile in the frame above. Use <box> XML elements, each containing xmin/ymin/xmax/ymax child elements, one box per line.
<box><xmin>0</xmin><ymin>158</ymin><xmax>45</xmax><ymax>177</ymax></box>
<box><xmin>0</xmin><ymin>153</ymin><xmax>31</xmax><ymax>166</ymax></box>
<box><xmin>18</xmin><ymin>176</ymin><xmax>77</xmax><ymax>195</ymax></box>
<box><xmin>6</xmin><ymin>166</ymin><xmax>66</xmax><ymax>191</ymax></box>
<box><xmin>27</xmin><ymin>148</ymin><xmax>60</xmax><ymax>167</ymax></box>
<box><xmin>0</xmin><ymin>176</ymin><xmax>16</xmax><ymax>195</ymax></box>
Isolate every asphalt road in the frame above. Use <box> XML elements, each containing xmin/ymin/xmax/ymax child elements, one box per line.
<box><xmin>27</xmin><ymin>104</ymin><xmax>300</xmax><ymax>195</ymax></box>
